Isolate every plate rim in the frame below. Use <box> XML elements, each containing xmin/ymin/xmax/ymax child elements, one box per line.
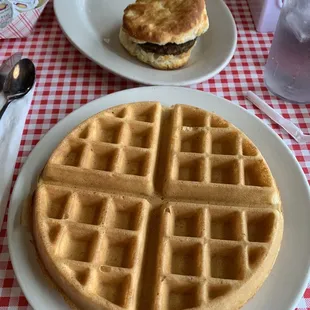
<box><xmin>8</xmin><ymin>86</ymin><xmax>310</xmax><ymax>310</ymax></box>
<box><xmin>53</xmin><ymin>0</ymin><xmax>237</xmax><ymax>86</ymax></box>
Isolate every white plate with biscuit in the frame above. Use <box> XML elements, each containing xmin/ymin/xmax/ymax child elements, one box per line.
<box><xmin>8</xmin><ymin>87</ymin><xmax>310</xmax><ymax>309</ymax></box>
<box><xmin>54</xmin><ymin>0</ymin><xmax>237</xmax><ymax>86</ymax></box>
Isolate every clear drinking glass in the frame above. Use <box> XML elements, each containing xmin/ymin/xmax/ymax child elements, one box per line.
<box><xmin>264</xmin><ymin>0</ymin><xmax>310</xmax><ymax>104</ymax></box>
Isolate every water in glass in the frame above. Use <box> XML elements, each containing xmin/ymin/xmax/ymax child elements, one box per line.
<box><xmin>264</xmin><ymin>0</ymin><xmax>310</xmax><ymax>103</ymax></box>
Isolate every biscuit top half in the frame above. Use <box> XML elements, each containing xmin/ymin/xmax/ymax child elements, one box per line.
<box><xmin>122</xmin><ymin>0</ymin><xmax>209</xmax><ymax>45</ymax></box>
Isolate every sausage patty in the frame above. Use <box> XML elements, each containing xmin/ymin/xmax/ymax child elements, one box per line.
<box><xmin>139</xmin><ymin>39</ymin><xmax>196</xmax><ymax>55</ymax></box>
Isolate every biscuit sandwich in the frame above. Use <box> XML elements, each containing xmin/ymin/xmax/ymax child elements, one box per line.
<box><xmin>119</xmin><ymin>0</ymin><xmax>209</xmax><ymax>70</ymax></box>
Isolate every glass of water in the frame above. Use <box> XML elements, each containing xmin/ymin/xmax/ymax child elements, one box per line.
<box><xmin>264</xmin><ymin>0</ymin><xmax>310</xmax><ymax>104</ymax></box>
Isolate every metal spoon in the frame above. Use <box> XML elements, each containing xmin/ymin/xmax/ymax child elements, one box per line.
<box><xmin>0</xmin><ymin>53</ymin><xmax>22</xmax><ymax>92</ymax></box>
<box><xmin>0</xmin><ymin>58</ymin><xmax>35</xmax><ymax>119</ymax></box>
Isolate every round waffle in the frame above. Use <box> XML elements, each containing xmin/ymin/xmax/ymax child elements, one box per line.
<box><xmin>33</xmin><ymin>102</ymin><xmax>283</xmax><ymax>310</ymax></box>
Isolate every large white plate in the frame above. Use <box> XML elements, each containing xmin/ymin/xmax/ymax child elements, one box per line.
<box><xmin>8</xmin><ymin>87</ymin><xmax>310</xmax><ymax>310</ymax></box>
<box><xmin>53</xmin><ymin>0</ymin><xmax>237</xmax><ymax>86</ymax></box>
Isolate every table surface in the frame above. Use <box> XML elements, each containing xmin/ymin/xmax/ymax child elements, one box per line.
<box><xmin>0</xmin><ymin>0</ymin><xmax>309</xmax><ymax>309</ymax></box>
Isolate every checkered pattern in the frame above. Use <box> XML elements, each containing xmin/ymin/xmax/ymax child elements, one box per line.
<box><xmin>0</xmin><ymin>2</ymin><xmax>48</xmax><ymax>40</ymax></box>
<box><xmin>0</xmin><ymin>0</ymin><xmax>309</xmax><ymax>309</ymax></box>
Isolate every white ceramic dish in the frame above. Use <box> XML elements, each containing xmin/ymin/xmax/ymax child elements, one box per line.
<box><xmin>53</xmin><ymin>0</ymin><xmax>237</xmax><ymax>86</ymax></box>
<box><xmin>8</xmin><ymin>87</ymin><xmax>310</xmax><ymax>310</ymax></box>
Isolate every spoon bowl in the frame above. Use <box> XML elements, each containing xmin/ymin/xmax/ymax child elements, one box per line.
<box><xmin>0</xmin><ymin>53</ymin><xmax>22</xmax><ymax>92</ymax></box>
<box><xmin>0</xmin><ymin>58</ymin><xmax>36</xmax><ymax>119</ymax></box>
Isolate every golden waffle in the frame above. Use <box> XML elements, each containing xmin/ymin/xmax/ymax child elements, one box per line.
<box><xmin>33</xmin><ymin>102</ymin><xmax>283</xmax><ymax>310</ymax></box>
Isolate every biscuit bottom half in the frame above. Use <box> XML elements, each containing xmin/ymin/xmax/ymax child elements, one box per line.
<box><xmin>119</xmin><ymin>28</ymin><xmax>195</xmax><ymax>70</ymax></box>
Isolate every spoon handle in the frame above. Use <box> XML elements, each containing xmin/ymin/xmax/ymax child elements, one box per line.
<box><xmin>0</xmin><ymin>99</ymin><xmax>10</xmax><ymax>120</ymax></box>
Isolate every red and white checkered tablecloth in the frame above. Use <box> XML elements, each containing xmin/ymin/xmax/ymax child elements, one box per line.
<box><xmin>0</xmin><ymin>0</ymin><xmax>309</xmax><ymax>309</ymax></box>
